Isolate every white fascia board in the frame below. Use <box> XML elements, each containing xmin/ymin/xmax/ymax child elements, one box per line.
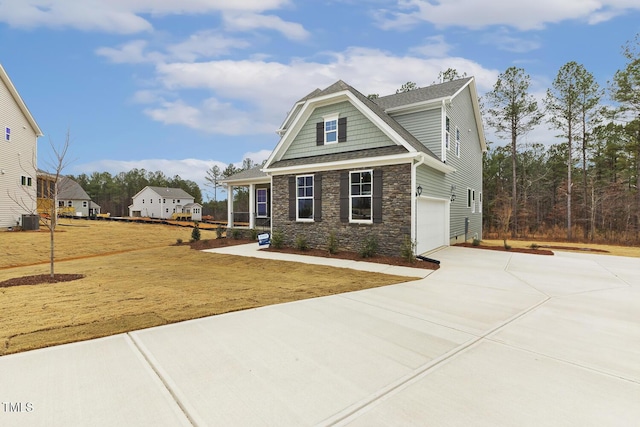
<box><xmin>421</xmin><ymin>153</ymin><xmax>456</xmax><ymax>174</ymax></box>
<box><xmin>465</xmin><ymin>78</ymin><xmax>488</xmax><ymax>153</ymax></box>
<box><xmin>265</xmin><ymin>152</ymin><xmax>418</xmax><ymax>176</ymax></box>
<box><xmin>221</xmin><ymin>175</ymin><xmax>270</xmax><ymax>185</ymax></box>
<box><xmin>384</xmin><ymin>97</ymin><xmax>449</xmax><ymax>114</ymax></box>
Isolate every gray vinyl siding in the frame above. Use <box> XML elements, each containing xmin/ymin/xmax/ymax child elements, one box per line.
<box><xmin>0</xmin><ymin>74</ymin><xmax>38</xmax><ymax>228</ymax></box>
<box><xmin>391</xmin><ymin>108</ymin><xmax>442</xmax><ymax>159</ymax></box>
<box><xmin>442</xmin><ymin>86</ymin><xmax>483</xmax><ymax>242</ymax></box>
<box><xmin>281</xmin><ymin>101</ymin><xmax>395</xmax><ymax>160</ymax></box>
<box><xmin>416</xmin><ymin>166</ymin><xmax>447</xmax><ymax>200</ymax></box>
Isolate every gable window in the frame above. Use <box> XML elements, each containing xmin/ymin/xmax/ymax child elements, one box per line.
<box><xmin>296</xmin><ymin>175</ymin><xmax>314</xmax><ymax>220</ymax></box>
<box><xmin>350</xmin><ymin>170</ymin><xmax>373</xmax><ymax>222</ymax></box>
<box><xmin>455</xmin><ymin>127</ymin><xmax>461</xmax><ymax>157</ymax></box>
<box><xmin>5</xmin><ymin>127</ymin><xmax>10</xmax><ymax>141</ymax></box>
<box><xmin>257</xmin><ymin>188</ymin><xmax>268</xmax><ymax>218</ymax></box>
<box><xmin>316</xmin><ymin>115</ymin><xmax>347</xmax><ymax>145</ymax></box>
<box><xmin>325</xmin><ymin>114</ymin><xmax>338</xmax><ymax>144</ymax></box>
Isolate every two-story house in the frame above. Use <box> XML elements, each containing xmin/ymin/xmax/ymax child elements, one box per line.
<box><xmin>0</xmin><ymin>64</ymin><xmax>43</xmax><ymax>229</ymax></box>
<box><xmin>129</xmin><ymin>186</ymin><xmax>202</xmax><ymax>221</ymax></box>
<box><xmin>223</xmin><ymin>78</ymin><xmax>486</xmax><ymax>256</ymax></box>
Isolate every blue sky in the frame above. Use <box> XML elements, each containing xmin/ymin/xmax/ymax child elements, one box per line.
<box><xmin>1</xmin><ymin>0</ymin><xmax>639</xmax><ymax>199</ymax></box>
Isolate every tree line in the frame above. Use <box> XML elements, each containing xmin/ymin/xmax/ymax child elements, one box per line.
<box><xmin>482</xmin><ymin>33</ymin><xmax>640</xmax><ymax>244</ymax></box>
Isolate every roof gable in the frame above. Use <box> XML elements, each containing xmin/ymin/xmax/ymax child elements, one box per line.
<box><xmin>0</xmin><ymin>64</ymin><xmax>43</xmax><ymax>137</ymax></box>
<box><xmin>264</xmin><ymin>80</ymin><xmax>441</xmax><ymax>170</ymax></box>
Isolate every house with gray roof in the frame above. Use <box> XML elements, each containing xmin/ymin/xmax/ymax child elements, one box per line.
<box><xmin>223</xmin><ymin>77</ymin><xmax>486</xmax><ymax>256</ymax></box>
<box><xmin>36</xmin><ymin>172</ymin><xmax>101</xmax><ymax>217</ymax></box>
<box><xmin>129</xmin><ymin>186</ymin><xmax>202</xmax><ymax>221</ymax></box>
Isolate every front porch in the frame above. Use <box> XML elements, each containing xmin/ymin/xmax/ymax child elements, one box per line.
<box><xmin>222</xmin><ymin>167</ymin><xmax>271</xmax><ymax>231</ymax></box>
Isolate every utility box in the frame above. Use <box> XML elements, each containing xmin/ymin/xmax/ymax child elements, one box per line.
<box><xmin>464</xmin><ymin>217</ymin><xmax>469</xmax><ymax>241</ymax></box>
<box><xmin>22</xmin><ymin>214</ymin><xmax>40</xmax><ymax>231</ymax></box>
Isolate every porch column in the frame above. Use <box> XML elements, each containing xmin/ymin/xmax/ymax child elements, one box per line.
<box><xmin>249</xmin><ymin>183</ymin><xmax>256</xmax><ymax>229</ymax></box>
<box><xmin>227</xmin><ymin>184</ymin><xmax>234</xmax><ymax>228</ymax></box>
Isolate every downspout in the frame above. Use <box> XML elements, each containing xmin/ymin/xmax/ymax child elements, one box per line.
<box><xmin>412</xmin><ymin>154</ymin><xmax>425</xmax><ymax>254</ymax></box>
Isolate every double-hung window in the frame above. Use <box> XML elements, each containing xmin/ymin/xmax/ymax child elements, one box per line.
<box><xmin>256</xmin><ymin>188</ymin><xmax>268</xmax><ymax>218</ymax></box>
<box><xmin>350</xmin><ymin>170</ymin><xmax>373</xmax><ymax>222</ymax></box>
<box><xmin>5</xmin><ymin>127</ymin><xmax>10</xmax><ymax>141</ymax></box>
<box><xmin>324</xmin><ymin>114</ymin><xmax>339</xmax><ymax>144</ymax></box>
<box><xmin>455</xmin><ymin>127</ymin><xmax>461</xmax><ymax>157</ymax></box>
<box><xmin>297</xmin><ymin>175</ymin><xmax>314</xmax><ymax>220</ymax></box>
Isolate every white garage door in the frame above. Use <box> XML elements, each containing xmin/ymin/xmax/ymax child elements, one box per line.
<box><xmin>416</xmin><ymin>197</ymin><xmax>448</xmax><ymax>254</ymax></box>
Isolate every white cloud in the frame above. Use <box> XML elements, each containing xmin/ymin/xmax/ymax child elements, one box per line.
<box><xmin>481</xmin><ymin>29</ymin><xmax>542</xmax><ymax>53</ymax></box>
<box><xmin>375</xmin><ymin>0</ymin><xmax>640</xmax><ymax>31</ymax></box>
<box><xmin>96</xmin><ymin>40</ymin><xmax>164</xmax><ymax>63</ymax></box>
<box><xmin>222</xmin><ymin>12</ymin><xmax>309</xmax><ymax>40</ymax></box>
<box><xmin>408</xmin><ymin>35</ymin><xmax>453</xmax><ymax>58</ymax></box>
<box><xmin>0</xmin><ymin>0</ymin><xmax>294</xmax><ymax>34</ymax></box>
<box><xmin>166</xmin><ymin>31</ymin><xmax>251</xmax><ymax>62</ymax></box>
<box><xmin>140</xmin><ymin>46</ymin><xmax>498</xmax><ymax>135</ymax></box>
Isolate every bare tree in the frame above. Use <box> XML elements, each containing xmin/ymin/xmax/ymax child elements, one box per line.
<box><xmin>41</xmin><ymin>131</ymin><xmax>73</xmax><ymax>277</ymax></box>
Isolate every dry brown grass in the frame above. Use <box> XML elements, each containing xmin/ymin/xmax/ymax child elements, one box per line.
<box><xmin>481</xmin><ymin>239</ymin><xmax>640</xmax><ymax>258</ymax></box>
<box><xmin>0</xmin><ymin>220</ymin><xmax>413</xmax><ymax>355</ymax></box>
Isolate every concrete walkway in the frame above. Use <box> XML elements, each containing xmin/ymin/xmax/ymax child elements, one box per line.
<box><xmin>1</xmin><ymin>246</ymin><xmax>639</xmax><ymax>426</ymax></box>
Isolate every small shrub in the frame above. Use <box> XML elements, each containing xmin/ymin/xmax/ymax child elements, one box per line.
<box><xmin>529</xmin><ymin>243</ymin><xmax>540</xmax><ymax>250</ymax></box>
<box><xmin>327</xmin><ymin>230</ymin><xmax>338</xmax><ymax>255</ymax></box>
<box><xmin>359</xmin><ymin>234</ymin><xmax>378</xmax><ymax>258</ymax></box>
<box><xmin>400</xmin><ymin>236</ymin><xmax>416</xmax><ymax>263</ymax></box>
<box><xmin>295</xmin><ymin>235</ymin><xmax>309</xmax><ymax>251</ymax></box>
<box><xmin>472</xmin><ymin>238</ymin><xmax>481</xmax><ymax>246</ymax></box>
<box><xmin>190</xmin><ymin>224</ymin><xmax>201</xmax><ymax>242</ymax></box>
<box><xmin>176</xmin><ymin>238</ymin><xmax>183</xmax><ymax>245</ymax></box>
<box><xmin>271</xmin><ymin>230</ymin><xmax>284</xmax><ymax>249</ymax></box>
<box><xmin>230</xmin><ymin>228</ymin><xmax>242</xmax><ymax>240</ymax></box>
<box><xmin>215</xmin><ymin>225</ymin><xmax>225</xmax><ymax>239</ymax></box>
<box><xmin>249</xmin><ymin>228</ymin><xmax>259</xmax><ymax>240</ymax></box>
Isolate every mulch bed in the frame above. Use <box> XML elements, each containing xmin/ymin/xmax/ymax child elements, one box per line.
<box><xmin>0</xmin><ymin>274</ymin><xmax>85</xmax><ymax>288</ymax></box>
<box><xmin>455</xmin><ymin>243</ymin><xmax>554</xmax><ymax>255</ymax></box>
<box><xmin>187</xmin><ymin>238</ymin><xmax>439</xmax><ymax>270</ymax></box>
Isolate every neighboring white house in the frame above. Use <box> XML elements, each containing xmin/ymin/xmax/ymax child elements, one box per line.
<box><xmin>128</xmin><ymin>186</ymin><xmax>202</xmax><ymax>221</ymax></box>
<box><xmin>0</xmin><ymin>63</ymin><xmax>44</xmax><ymax>229</ymax></box>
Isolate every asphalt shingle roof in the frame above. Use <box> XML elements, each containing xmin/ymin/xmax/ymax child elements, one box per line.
<box><xmin>269</xmin><ymin>146</ymin><xmax>408</xmax><ymax>169</ymax></box>
<box><xmin>221</xmin><ymin>166</ymin><xmax>267</xmax><ymax>182</ymax></box>
<box><xmin>374</xmin><ymin>77</ymin><xmax>472</xmax><ymax>110</ymax></box>
<box><xmin>147</xmin><ymin>187</ymin><xmax>193</xmax><ymax>199</ymax></box>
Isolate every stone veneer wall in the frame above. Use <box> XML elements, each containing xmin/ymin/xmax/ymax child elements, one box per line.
<box><xmin>272</xmin><ymin>163</ymin><xmax>412</xmax><ymax>257</ymax></box>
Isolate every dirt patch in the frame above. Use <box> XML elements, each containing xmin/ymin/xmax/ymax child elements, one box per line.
<box><xmin>455</xmin><ymin>243</ymin><xmax>554</xmax><ymax>256</ymax></box>
<box><xmin>187</xmin><ymin>238</ymin><xmax>254</xmax><ymax>250</ymax></box>
<box><xmin>186</xmin><ymin>238</ymin><xmax>439</xmax><ymax>270</ymax></box>
<box><xmin>0</xmin><ymin>274</ymin><xmax>85</xmax><ymax>288</ymax></box>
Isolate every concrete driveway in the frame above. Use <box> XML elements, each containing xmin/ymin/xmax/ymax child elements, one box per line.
<box><xmin>1</xmin><ymin>247</ymin><xmax>639</xmax><ymax>426</ymax></box>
